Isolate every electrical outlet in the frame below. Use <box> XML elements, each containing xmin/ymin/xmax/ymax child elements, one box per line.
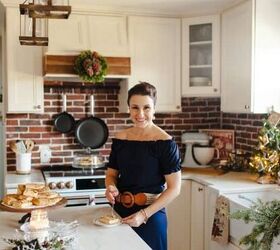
<box><xmin>39</xmin><ymin>145</ymin><xmax>51</xmax><ymax>163</ymax></box>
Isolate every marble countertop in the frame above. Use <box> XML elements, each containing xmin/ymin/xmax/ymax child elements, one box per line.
<box><xmin>0</xmin><ymin>205</ymin><xmax>151</xmax><ymax>250</ymax></box>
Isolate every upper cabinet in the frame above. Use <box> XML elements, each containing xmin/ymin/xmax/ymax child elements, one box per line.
<box><xmin>48</xmin><ymin>14</ymin><xmax>89</xmax><ymax>53</ymax></box>
<box><xmin>182</xmin><ymin>15</ymin><xmax>220</xmax><ymax>97</ymax></box>
<box><xmin>122</xmin><ymin>16</ymin><xmax>181</xmax><ymax>113</ymax></box>
<box><xmin>221</xmin><ymin>0</ymin><xmax>280</xmax><ymax>113</ymax></box>
<box><xmin>47</xmin><ymin>13</ymin><xmax>129</xmax><ymax>57</ymax></box>
<box><xmin>5</xmin><ymin>7</ymin><xmax>44</xmax><ymax>113</ymax></box>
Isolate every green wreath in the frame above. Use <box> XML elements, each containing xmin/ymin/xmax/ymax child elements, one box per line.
<box><xmin>74</xmin><ymin>50</ymin><xmax>107</xmax><ymax>83</ymax></box>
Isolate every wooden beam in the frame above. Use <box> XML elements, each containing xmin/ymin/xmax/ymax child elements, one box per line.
<box><xmin>43</xmin><ymin>55</ymin><xmax>131</xmax><ymax>76</ymax></box>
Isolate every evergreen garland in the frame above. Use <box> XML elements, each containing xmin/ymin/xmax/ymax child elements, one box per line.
<box><xmin>3</xmin><ymin>235</ymin><xmax>74</xmax><ymax>250</ymax></box>
<box><xmin>231</xmin><ymin>199</ymin><xmax>280</xmax><ymax>250</ymax></box>
<box><xmin>74</xmin><ymin>50</ymin><xmax>107</xmax><ymax>83</ymax></box>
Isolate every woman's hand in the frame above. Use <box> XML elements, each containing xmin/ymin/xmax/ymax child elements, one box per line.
<box><xmin>122</xmin><ymin>210</ymin><xmax>147</xmax><ymax>227</ymax></box>
<box><xmin>105</xmin><ymin>185</ymin><xmax>119</xmax><ymax>204</ymax></box>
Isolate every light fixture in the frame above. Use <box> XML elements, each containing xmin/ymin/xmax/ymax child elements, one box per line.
<box><xmin>28</xmin><ymin>0</ymin><xmax>71</xmax><ymax>19</ymax></box>
<box><xmin>19</xmin><ymin>2</ymin><xmax>48</xmax><ymax>46</ymax></box>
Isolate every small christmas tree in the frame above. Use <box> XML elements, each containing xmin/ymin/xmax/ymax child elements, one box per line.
<box><xmin>249</xmin><ymin>111</ymin><xmax>280</xmax><ymax>182</ymax></box>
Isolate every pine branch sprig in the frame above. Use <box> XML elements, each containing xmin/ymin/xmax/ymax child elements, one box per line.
<box><xmin>231</xmin><ymin>199</ymin><xmax>280</xmax><ymax>250</ymax></box>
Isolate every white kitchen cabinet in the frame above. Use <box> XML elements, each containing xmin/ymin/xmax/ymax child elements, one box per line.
<box><xmin>5</xmin><ymin>7</ymin><xmax>44</xmax><ymax>113</ymax></box>
<box><xmin>221</xmin><ymin>0</ymin><xmax>280</xmax><ymax>113</ymax></box>
<box><xmin>122</xmin><ymin>16</ymin><xmax>181</xmax><ymax>113</ymax></box>
<box><xmin>47</xmin><ymin>13</ymin><xmax>129</xmax><ymax>57</ymax></box>
<box><xmin>168</xmin><ymin>180</ymin><xmax>208</xmax><ymax>250</ymax></box>
<box><xmin>182</xmin><ymin>15</ymin><xmax>220</xmax><ymax>97</ymax></box>
<box><xmin>87</xmin><ymin>15</ymin><xmax>129</xmax><ymax>57</ymax></box>
<box><xmin>48</xmin><ymin>14</ymin><xmax>89</xmax><ymax>53</ymax></box>
<box><xmin>190</xmin><ymin>181</ymin><xmax>205</xmax><ymax>250</ymax></box>
<box><xmin>167</xmin><ymin>180</ymin><xmax>191</xmax><ymax>250</ymax></box>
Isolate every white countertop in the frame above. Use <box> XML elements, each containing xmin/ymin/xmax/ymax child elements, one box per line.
<box><xmin>181</xmin><ymin>168</ymin><xmax>277</xmax><ymax>193</ymax></box>
<box><xmin>6</xmin><ymin>168</ymin><xmax>277</xmax><ymax>194</ymax></box>
<box><xmin>0</xmin><ymin>205</ymin><xmax>151</xmax><ymax>250</ymax></box>
<box><xmin>6</xmin><ymin>169</ymin><xmax>45</xmax><ymax>190</ymax></box>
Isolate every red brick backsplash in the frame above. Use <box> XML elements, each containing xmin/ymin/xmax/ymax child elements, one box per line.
<box><xmin>222</xmin><ymin>113</ymin><xmax>265</xmax><ymax>152</ymax></box>
<box><xmin>5</xmin><ymin>81</ymin><xmax>221</xmax><ymax>171</ymax></box>
<box><xmin>5</xmin><ymin>81</ymin><xmax>266</xmax><ymax>171</ymax></box>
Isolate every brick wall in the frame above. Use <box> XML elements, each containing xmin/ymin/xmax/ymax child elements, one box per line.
<box><xmin>222</xmin><ymin>113</ymin><xmax>265</xmax><ymax>152</ymax></box>
<box><xmin>5</xmin><ymin>81</ymin><xmax>221</xmax><ymax>171</ymax></box>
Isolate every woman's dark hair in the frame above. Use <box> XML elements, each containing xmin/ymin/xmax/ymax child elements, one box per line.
<box><xmin>127</xmin><ymin>82</ymin><xmax>157</xmax><ymax>106</ymax></box>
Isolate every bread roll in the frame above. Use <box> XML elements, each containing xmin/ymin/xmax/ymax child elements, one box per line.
<box><xmin>10</xmin><ymin>200</ymin><xmax>33</xmax><ymax>208</ymax></box>
<box><xmin>32</xmin><ymin>196</ymin><xmax>62</xmax><ymax>206</ymax></box>
<box><xmin>2</xmin><ymin>194</ymin><xmax>18</xmax><ymax>206</ymax></box>
<box><xmin>17</xmin><ymin>184</ymin><xmax>25</xmax><ymax>195</ymax></box>
<box><xmin>23</xmin><ymin>188</ymin><xmax>39</xmax><ymax>198</ymax></box>
<box><xmin>25</xmin><ymin>183</ymin><xmax>46</xmax><ymax>190</ymax></box>
<box><xmin>37</xmin><ymin>191</ymin><xmax>59</xmax><ymax>199</ymax></box>
<box><xmin>2</xmin><ymin>183</ymin><xmax>61</xmax><ymax>209</ymax></box>
<box><xmin>2</xmin><ymin>194</ymin><xmax>33</xmax><ymax>208</ymax></box>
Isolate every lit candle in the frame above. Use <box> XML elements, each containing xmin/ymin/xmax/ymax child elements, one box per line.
<box><xmin>29</xmin><ymin>209</ymin><xmax>50</xmax><ymax>230</ymax></box>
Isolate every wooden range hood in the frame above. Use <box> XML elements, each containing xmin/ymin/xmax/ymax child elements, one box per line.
<box><xmin>43</xmin><ymin>54</ymin><xmax>131</xmax><ymax>80</ymax></box>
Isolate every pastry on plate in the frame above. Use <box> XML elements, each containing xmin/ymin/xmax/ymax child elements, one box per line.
<box><xmin>99</xmin><ymin>215</ymin><xmax>120</xmax><ymax>225</ymax></box>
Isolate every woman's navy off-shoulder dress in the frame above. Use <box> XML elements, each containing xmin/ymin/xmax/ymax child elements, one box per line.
<box><xmin>108</xmin><ymin>139</ymin><xmax>181</xmax><ymax>250</ymax></box>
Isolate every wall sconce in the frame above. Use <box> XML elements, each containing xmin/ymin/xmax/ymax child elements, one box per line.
<box><xmin>28</xmin><ymin>0</ymin><xmax>71</xmax><ymax>19</ymax></box>
<box><xmin>19</xmin><ymin>3</ymin><xmax>48</xmax><ymax>46</ymax></box>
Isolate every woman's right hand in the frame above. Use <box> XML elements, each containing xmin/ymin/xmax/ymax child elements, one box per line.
<box><xmin>105</xmin><ymin>185</ymin><xmax>119</xmax><ymax>204</ymax></box>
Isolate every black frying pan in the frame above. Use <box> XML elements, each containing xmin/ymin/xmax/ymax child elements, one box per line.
<box><xmin>53</xmin><ymin>94</ymin><xmax>75</xmax><ymax>133</ymax></box>
<box><xmin>75</xmin><ymin>95</ymin><xmax>108</xmax><ymax>149</ymax></box>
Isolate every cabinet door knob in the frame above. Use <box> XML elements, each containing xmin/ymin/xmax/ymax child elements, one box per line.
<box><xmin>213</xmin><ymin>88</ymin><xmax>218</xmax><ymax>92</ymax></box>
<box><xmin>176</xmin><ymin>105</ymin><xmax>181</xmax><ymax>109</ymax></box>
<box><xmin>34</xmin><ymin>105</ymin><xmax>41</xmax><ymax>109</ymax></box>
<box><xmin>244</xmin><ymin>105</ymin><xmax>250</xmax><ymax>109</ymax></box>
<box><xmin>198</xmin><ymin>187</ymin><xmax>203</xmax><ymax>192</ymax></box>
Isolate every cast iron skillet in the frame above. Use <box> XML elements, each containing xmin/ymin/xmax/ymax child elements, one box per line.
<box><xmin>53</xmin><ymin>94</ymin><xmax>75</xmax><ymax>133</ymax></box>
<box><xmin>75</xmin><ymin>95</ymin><xmax>109</xmax><ymax>149</ymax></box>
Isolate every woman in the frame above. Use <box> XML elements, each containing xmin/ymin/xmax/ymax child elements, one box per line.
<box><xmin>105</xmin><ymin>82</ymin><xmax>181</xmax><ymax>250</ymax></box>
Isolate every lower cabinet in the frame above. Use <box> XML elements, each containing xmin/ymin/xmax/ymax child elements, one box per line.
<box><xmin>168</xmin><ymin>180</ymin><xmax>242</xmax><ymax>250</ymax></box>
<box><xmin>167</xmin><ymin>180</ymin><xmax>191</xmax><ymax>250</ymax></box>
<box><xmin>167</xmin><ymin>180</ymin><xmax>206</xmax><ymax>250</ymax></box>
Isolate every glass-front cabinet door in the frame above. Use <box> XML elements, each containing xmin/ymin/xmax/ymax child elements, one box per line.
<box><xmin>182</xmin><ymin>15</ymin><xmax>220</xmax><ymax>97</ymax></box>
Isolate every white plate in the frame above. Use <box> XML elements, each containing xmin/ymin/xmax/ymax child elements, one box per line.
<box><xmin>93</xmin><ymin>217</ymin><xmax>121</xmax><ymax>228</ymax></box>
<box><xmin>20</xmin><ymin>221</ymin><xmax>57</xmax><ymax>232</ymax></box>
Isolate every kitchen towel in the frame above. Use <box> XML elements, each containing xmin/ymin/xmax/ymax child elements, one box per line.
<box><xmin>211</xmin><ymin>195</ymin><xmax>229</xmax><ymax>244</ymax></box>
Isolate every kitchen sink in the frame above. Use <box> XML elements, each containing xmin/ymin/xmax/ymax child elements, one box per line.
<box><xmin>225</xmin><ymin>188</ymin><xmax>280</xmax><ymax>209</ymax></box>
<box><xmin>223</xmin><ymin>188</ymin><xmax>280</xmax><ymax>250</ymax></box>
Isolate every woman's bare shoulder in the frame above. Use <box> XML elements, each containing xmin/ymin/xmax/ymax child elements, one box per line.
<box><xmin>154</xmin><ymin>126</ymin><xmax>172</xmax><ymax>140</ymax></box>
<box><xmin>115</xmin><ymin>128</ymin><xmax>132</xmax><ymax>140</ymax></box>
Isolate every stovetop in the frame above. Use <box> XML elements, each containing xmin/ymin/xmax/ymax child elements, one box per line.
<box><xmin>41</xmin><ymin>165</ymin><xmax>107</xmax><ymax>178</ymax></box>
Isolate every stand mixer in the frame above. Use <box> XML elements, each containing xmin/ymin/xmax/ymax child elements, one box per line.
<box><xmin>181</xmin><ymin>132</ymin><xmax>215</xmax><ymax>168</ymax></box>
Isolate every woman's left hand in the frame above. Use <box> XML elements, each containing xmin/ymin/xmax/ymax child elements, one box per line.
<box><xmin>122</xmin><ymin>210</ymin><xmax>146</xmax><ymax>227</ymax></box>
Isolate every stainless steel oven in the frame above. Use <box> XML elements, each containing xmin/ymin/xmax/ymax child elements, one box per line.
<box><xmin>41</xmin><ymin>165</ymin><xmax>108</xmax><ymax>207</ymax></box>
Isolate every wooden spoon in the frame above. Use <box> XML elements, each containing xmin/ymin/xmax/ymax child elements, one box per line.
<box><xmin>9</xmin><ymin>141</ymin><xmax>18</xmax><ymax>153</ymax></box>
